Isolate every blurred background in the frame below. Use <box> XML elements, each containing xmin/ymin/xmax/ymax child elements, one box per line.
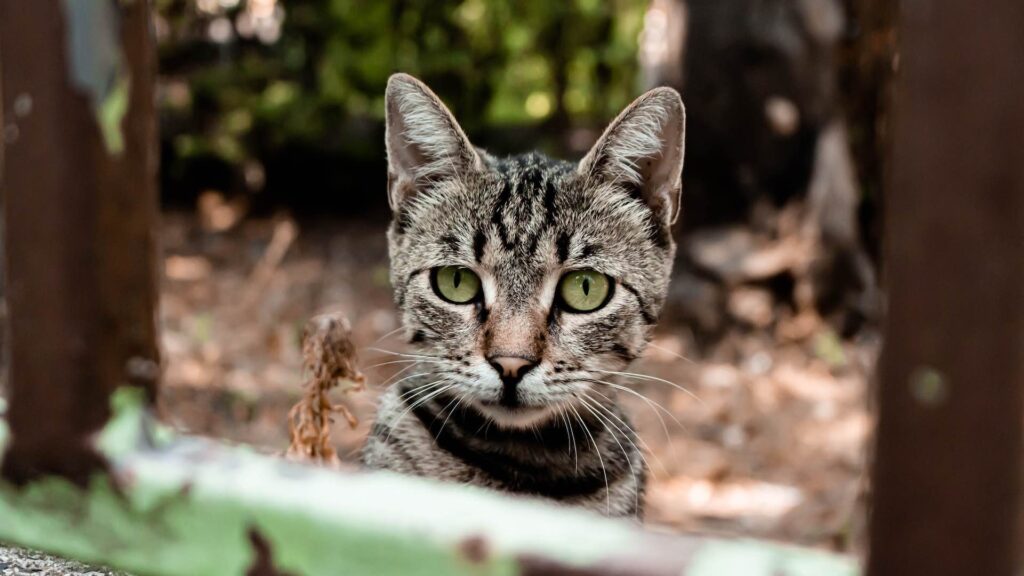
<box><xmin>152</xmin><ymin>0</ymin><xmax>895</xmax><ymax>553</ymax></box>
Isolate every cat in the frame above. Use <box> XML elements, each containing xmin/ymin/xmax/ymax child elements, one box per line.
<box><xmin>362</xmin><ymin>73</ymin><xmax>685</xmax><ymax>518</ymax></box>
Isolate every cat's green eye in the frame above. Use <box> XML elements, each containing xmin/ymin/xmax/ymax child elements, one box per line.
<box><xmin>558</xmin><ymin>269</ymin><xmax>612</xmax><ymax>313</ymax></box>
<box><xmin>432</xmin><ymin>266</ymin><xmax>482</xmax><ymax>304</ymax></box>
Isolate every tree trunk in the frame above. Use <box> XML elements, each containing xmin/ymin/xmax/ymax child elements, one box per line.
<box><xmin>867</xmin><ymin>0</ymin><xmax>1024</xmax><ymax>574</ymax></box>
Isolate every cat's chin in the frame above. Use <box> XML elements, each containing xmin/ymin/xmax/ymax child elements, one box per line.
<box><xmin>473</xmin><ymin>401</ymin><xmax>560</xmax><ymax>429</ymax></box>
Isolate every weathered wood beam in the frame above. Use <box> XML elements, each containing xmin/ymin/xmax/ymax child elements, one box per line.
<box><xmin>0</xmin><ymin>0</ymin><xmax>160</xmax><ymax>485</ymax></box>
<box><xmin>0</xmin><ymin>390</ymin><xmax>858</xmax><ymax>576</ymax></box>
<box><xmin>866</xmin><ymin>0</ymin><xmax>1024</xmax><ymax>574</ymax></box>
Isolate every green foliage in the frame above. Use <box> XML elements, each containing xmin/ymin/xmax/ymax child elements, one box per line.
<box><xmin>157</xmin><ymin>0</ymin><xmax>649</xmax><ymax>188</ymax></box>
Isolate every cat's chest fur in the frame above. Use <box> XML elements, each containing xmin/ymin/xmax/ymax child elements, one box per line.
<box><xmin>362</xmin><ymin>377</ymin><xmax>646</xmax><ymax>518</ymax></box>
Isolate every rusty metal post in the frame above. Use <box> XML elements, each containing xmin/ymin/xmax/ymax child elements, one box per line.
<box><xmin>0</xmin><ymin>0</ymin><xmax>160</xmax><ymax>485</ymax></box>
<box><xmin>867</xmin><ymin>1</ymin><xmax>1024</xmax><ymax>575</ymax></box>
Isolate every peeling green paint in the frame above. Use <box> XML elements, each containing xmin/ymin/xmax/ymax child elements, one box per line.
<box><xmin>0</xmin><ymin>389</ymin><xmax>859</xmax><ymax>576</ymax></box>
<box><xmin>97</xmin><ymin>77</ymin><xmax>130</xmax><ymax>155</ymax></box>
<box><xmin>688</xmin><ymin>540</ymin><xmax>858</xmax><ymax>576</ymax></box>
<box><xmin>95</xmin><ymin>387</ymin><xmax>171</xmax><ymax>456</ymax></box>
<box><xmin>61</xmin><ymin>0</ymin><xmax>129</xmax><ymax>154</ymax></box>
<box><xmin>0</xmin><ymin>473</ymin><xmax>522</xmax><ymax>576</ymax></box>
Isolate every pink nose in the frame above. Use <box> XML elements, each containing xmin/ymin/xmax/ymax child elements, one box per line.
<box><xmin>488</xmin><ymin>356</ymin><xmax>538</xmax><ymax>383</ymax></box>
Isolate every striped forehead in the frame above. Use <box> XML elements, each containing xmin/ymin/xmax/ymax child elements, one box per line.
<box><xmin>394</xmin><ymin>152</ymin><xmax>665</xmax><ymax>303</ymax></box>
<box><xmin>468</xmin><ymin>154</ymin><xmax>572</xmax><ymax>304</ymax></box>
<box><xmin>485</xmin><ymin>153</ymin><xmax>573</xmax><ymax>258</ymax></box>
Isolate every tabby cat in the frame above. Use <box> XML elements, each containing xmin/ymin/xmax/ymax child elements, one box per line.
<box><xmin>362</xmin><ymin>73</ymin><xmax>685</xmax><ymax>518</ymax></box>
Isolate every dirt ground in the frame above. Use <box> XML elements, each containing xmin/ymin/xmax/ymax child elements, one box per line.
<box><xmin>0</xmin><ymin>546</ymin><xmax>125</xmax><ymax>576</ymax></box>
<box><xmin>157</xmin><ymin>208</ymin><xmax>877</xmax><ymax>555</ymax></box>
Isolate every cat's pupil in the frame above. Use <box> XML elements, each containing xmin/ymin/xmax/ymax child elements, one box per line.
<box><xmin>453</xmin><ymin>271</ymin><xmax>462</xmax><ymax>288</ymax></box>
<box><xmin>582</xmin><ymin>277</ymin><xmax>590</xmax><ymax>296</ymax></box>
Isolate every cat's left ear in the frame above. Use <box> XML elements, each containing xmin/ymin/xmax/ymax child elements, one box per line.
<box><xmin>385</xmin><ymin>73</ymin><xmax>482</xmax><ymax>210</ymax></box>
<box><xmin>578</xmin><ymin>87</ymin><xmax>685</xmax><ymax>225</ymax></box>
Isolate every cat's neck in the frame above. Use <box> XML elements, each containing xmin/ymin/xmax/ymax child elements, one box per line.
<box><xmin>399</xmin><ymin>381</ymin><xmax>638</xmax><ymax>498</ymax></box>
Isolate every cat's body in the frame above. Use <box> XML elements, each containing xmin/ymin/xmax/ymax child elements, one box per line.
<box><xmin>362</xmin><ymin>74</ymin><xmax>685</xmax><ymax>518</ymax></box>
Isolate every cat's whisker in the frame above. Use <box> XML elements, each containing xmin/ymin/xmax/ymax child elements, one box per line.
<box><xmin>386</xmin><ymin>384</ymin><xmax>443</xmax><ymax>444</ymax></box>
<box><xmin>568</xmin><ymin>402</ymin><xmax>610</xmax><ymax>516</ymax></box>
<box><xmin>385</xmin><ymin>381</ymin><xmax>456</xmax><ymax>445</ymax></box>
<box><xmin>375</xmin><ymin>361</ymin><xmax>450</xmax><ymax>388</ymax></box>
<box><xmin>393</xmin><ymin>381</ymin><xmax>448</xmax><ymax>415</ymax></box>
<box><xmin>576</xmin><ymin>396</ymin><xmax>640</xmax><ymax>518</ymax></box>
<box><xmin>431</xmin><ymin>392</ymin><xmax>462</xmax><ymax>426</ymax></box>
<box><xmin>583</xmin><ymin>381</ymin><xmax>684</xmax><ymax>482</ymax></box>
<box><xmin>583</xmin><ymin>388</ymin><xmax>670</xmax><ymax>478</ymax></box>
<box><xmin>362</xmin><ymin>358</ymin><xmax>442</xmax><ymax>371</ymax></box>
<box><xmin>593</xmin><ymin>369</ymin><xmax>704</xmax><ymax>406</ymax></box>
<box><xmin>585</xmin><ymin>377</ymin><xmax>689</xmax><ymax>437</ymax></box>
<box><xmin>577</xmin><ymin>395</ymin><xmax>648</xmax><ymax>499</ymax></box>
<box><xmin>645</xmin><ymin>341</ymin><xmax>696</xmax><ymax>365</ymax></box>
<box><xmin>477</xmin><ymin>415</ymin><xmax>495</xmax><ymax>437</ymax></box>
<box><xmin>405</xmin><ymin>384</ymin><xmax>457</xmax><ymax>415</ymax></box>
<box><xmin>555</xmin><ymin>406</ymin><xmax>580</xmax><ymax>473</ymax></box>
<box><xmin>432</xmin><ymin>392</ymin><xmax>468</xmax><ymax>443</ymax></box>
<box><xmin>395</xmin><ymin>378</ymin><xmax>447</xmax><ymax>404</ymax></box>
<box><xmin>365</xmin><ymin>346</ymin><xmax>443</xmax><ymax>361</ymax></box>
<box><xmin>587</xmin><ymin>381</ymin><xmax>680</xmax><ymax>454</ymax></box>
<box><xmin>371</xmin><ymin>325</ymin><xmax>407</xmax><ymax>345</ymax></box>
<box><xmin>388</xmin><ymin>371</ymin><xmax>445</xmax><ymax>394</ymax></box>
<box><xmin>554</xmin><ymin>408</ymin><xmax>571</xmax><ymax>466</ymax></box>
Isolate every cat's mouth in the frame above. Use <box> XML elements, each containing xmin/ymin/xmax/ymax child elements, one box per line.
<box><xmin>479</xmin><ymin>397</ymin><xmax>530</xmax><ymax>411</ymax></box>
<box><xmin>474</xmin><ymin>399</ymin><xmax>558</xmax><ymax>428</ymax></box>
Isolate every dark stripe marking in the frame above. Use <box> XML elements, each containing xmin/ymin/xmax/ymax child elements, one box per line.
<box><xmin>473</xmin><ymin>229</ymin><xmax>487</xmax><ymax>262</ymax></box>
<box><xmin>618</xmin><ymin>281</ymin><xmax>657</xmax><ymax>325</ymax></box>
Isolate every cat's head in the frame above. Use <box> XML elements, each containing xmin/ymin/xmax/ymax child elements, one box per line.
<box><xmin>384</xmin><ymin>73</ymin><xmax>684</xmax><ymax>428</ymax></box>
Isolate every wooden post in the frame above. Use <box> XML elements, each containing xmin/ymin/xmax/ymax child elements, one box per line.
<box><xmin>0</xmin><ymin>0</ymin><xmax>160</xmax><ymax>485</ymax></box>
<box><xmin>867</xmin><ymin>0</ymin><xmax>1024</xmax><ymax>574</ymax></box>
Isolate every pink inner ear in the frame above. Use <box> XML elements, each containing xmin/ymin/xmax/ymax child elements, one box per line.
<box><xmin>578</xmin><ymin>88</ymin><xmax>685</xmax><ymax>224</ymax></box>
<box><xmin>384</xmin><ymin>74</ymin><xmax>480</xmax><ymax>205</ymax></box>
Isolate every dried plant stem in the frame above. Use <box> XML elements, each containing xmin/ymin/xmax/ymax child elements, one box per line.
<box><xmin>286</xmin><ymin>311</ymin><xmax>365</xmax><ymax>467</ymax></box>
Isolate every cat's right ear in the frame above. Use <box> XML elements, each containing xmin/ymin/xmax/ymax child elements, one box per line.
<box><xmin>578</xmin><ymin>87</ymin><xmax>685</xmax><ymax>226</ymax></box>
<box><xmin>385</xmin><ymin>73</ymin><xmax>481</xmax><ymax>210</ymax></box>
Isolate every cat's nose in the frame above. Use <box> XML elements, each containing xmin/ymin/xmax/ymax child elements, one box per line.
<box><xmin>487</xmin><ymin>356</ymin><xmax>538</xmax><ymax>384</ymax></box>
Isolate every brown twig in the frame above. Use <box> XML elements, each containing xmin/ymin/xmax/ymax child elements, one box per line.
<box><xmin>239</xmin><ymin>217</ymin><xmax>298</xmax><ymax>312</ymax></box>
